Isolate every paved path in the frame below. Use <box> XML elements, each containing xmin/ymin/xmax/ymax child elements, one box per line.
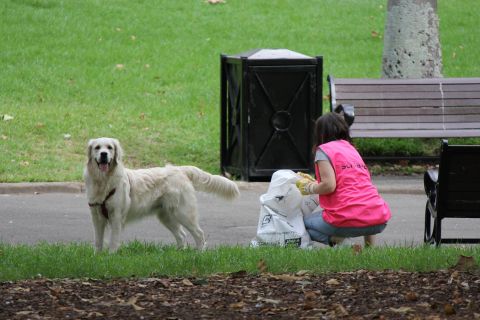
<box><xmin>1</xmin><ymin>176</ymin><xmax>479</xmax><ymax>248</ymax></box>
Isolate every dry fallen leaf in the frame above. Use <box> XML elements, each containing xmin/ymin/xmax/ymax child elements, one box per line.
<box><xmin>257</xmin><ymin>297</ymin><xmax>281</xmax><ymax>304</ymax></box>
<box><xmin>156</xmin><ymin>279</ymin><xmax>171</xmax><ymax>288</ymax></box>
<box><xmin>229</xmin><ymin>301</ymin><xmax>245</xmax><ymax>309</ymax></box>
<box><xmin>304</xmin><ymin>291</ymin><xmax>316</xmax><ymax>300</ymax></box>
<box><xmin>444</xmin><ymin>303</ymin><xmax>456</xmax><ymax>315</ymax></box>
<box><xmin>453</xmin><ymin>255</ymin><xmax>478</xmax><ymax>271</ymax></box>
<box><xmin>127</xmin><ymin>296</ymin><xmax>145</xmax><ymax>311</ymax></box>
<box><xmin>449</xmin><ymin>270</ymin><xmax>460</xmax><ymax>285</ymax></box>
<box><xmin>352</xmin><ymin>243</ymin><xmax>363</xmax><ymax>255</ymax></box>
<box><xmin>296</xmin><ymin>270</ymin><xmax>310</xmax><ymax>276</ymax></box>
<box><xmin>48</xmin><ymin>286</ymin><xmax>63</xmax><ymax>296</ymax></box>
<box><xmin>270</xmin><ymin>274</ymin><xmax>302</xmax><ymax>282</ymax></box>
<box><xmin>257</xmin><ymin>259</ymin><xmax>268</xmax><ymax>273</ymax></box>
<box><xmin>326</xmin><ymin>278</ymin><xmax>340</xmax><ymax>285</ymax></box>
<box><xmin>405</xmin><ymin>291</ymin><xmax>418</xmax><ymax>301</ymax></box>
<box><xmin>182</xmin><ymin>278</ymin><xmax>194</xmax><ymax>286</ymax></box>
<box><xmin>303</xmin><ymin>292</ymin><xmax>318</xmax><ymax>310</ymax></box>
<box><xmin>87</xmin><ymin>312</ymin><xmax>104</xmax><ymax>317</ymax></box>
<box><xmin>390</xmin><ymin>306</ymin><xmax>414</xmax><ymax>314</ymax></box>
<box><xmin>461</xmin><ymin>281</ymin><xmax>470</xmax><ymax>290</ymax></box>
<box><xmin>333</xmin><ymin>303</ymin><xmax>349</xmax><ymax>316</ymax></box>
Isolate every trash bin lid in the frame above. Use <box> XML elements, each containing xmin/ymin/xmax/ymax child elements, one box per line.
<box><xmin>230</xmin><ymin>48</ymin><xmax>312</xmax><ymax>60</ymax></box>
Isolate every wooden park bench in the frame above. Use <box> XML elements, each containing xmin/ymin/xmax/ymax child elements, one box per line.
<box><xmin>328</xmin><ymin>76</ymin><xmax>480</xmax><ymax>140</ymax></box>
<box><xmin>424</xmin><ymin>140</ymin><xmax>480</xmax><ymax>246</ymax></box>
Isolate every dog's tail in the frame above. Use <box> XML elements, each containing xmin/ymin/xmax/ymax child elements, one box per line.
<box><xmin>180</xmin><ymin>166</ymin><xmax>240</xmax><ymax>200</ymax></box>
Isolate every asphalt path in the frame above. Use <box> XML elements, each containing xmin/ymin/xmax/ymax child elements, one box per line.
<box><xmin>1</xmin><ymin>177</ymin><xmax>479</xmax><ymax>248</ymax></box>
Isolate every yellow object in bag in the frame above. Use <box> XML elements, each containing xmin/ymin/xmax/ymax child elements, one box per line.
<box><xmin>296</xmin><ymin>178</ymin><xmax>316</xmax><ymax>195</ymax></box>
<box><xmin>296</xmin><ymin>172</ymin><xmax>315</xmax><ymax>182</ymax></box>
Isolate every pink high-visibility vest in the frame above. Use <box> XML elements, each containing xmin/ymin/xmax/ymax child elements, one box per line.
<box><xmin>315</xmin><ymin>140</ymin><xmax>391</xmax><ymax>227</ymax></box>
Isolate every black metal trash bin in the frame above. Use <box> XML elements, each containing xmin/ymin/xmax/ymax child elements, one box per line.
<box><xmin>220</xmin><ymin>49</ymin><xmax>323</xmax><ymax>181</ymax></box>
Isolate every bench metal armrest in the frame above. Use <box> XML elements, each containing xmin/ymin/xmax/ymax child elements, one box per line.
<box><xmin>333</xmin><ymin>104</ymin><xmax>355</xmax><ymax>127</ymax></box>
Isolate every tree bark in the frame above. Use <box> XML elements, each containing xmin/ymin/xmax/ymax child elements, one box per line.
<box><xmin>382</xmin><ymin>0</ymin><xmax>443</xmax><ymax>78</ymax></box>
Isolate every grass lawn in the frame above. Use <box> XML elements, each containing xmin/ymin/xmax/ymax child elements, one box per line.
<box><xmin>1</xmin><ymin>0</ymin><xmax>480</xmax><ymax>182</ymax></box>
<box><xmin>1</xmin><ymin>241</ymin><xmax>479</xmax><ymax>281</ymax></box>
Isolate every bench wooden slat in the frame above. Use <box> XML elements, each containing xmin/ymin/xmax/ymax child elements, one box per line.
<box><xmin>335</xmin><ymin>84</ymin><xmax>440</xmax><ymax>93</ymax></box>
<box><xmin>333</xmin><ymin>78</ymin><xmax>480</xmax><ymax>85</ymax></box>
<box><xmin>352</xmin><ymin>122</ymin><xmax>480</xmax><ymax>130</ymax></box>
<box><xmin>356</xmin><ymin>106</ymin><xmax>480</xmax><ymax>116</ymax></box>
<box><xmin>335</xmin><ymin>84</ymin><xmax>480</xmax><ymax>93</ymax></box>
<box><xmin>336</xmin><ymin>91</ymin><xmax>480</xmax><ymax>100</ymax></box>
<box><xmin>351</xmin><ymin>130</ymin><xmax>480</xmax><ymax>138</ymax></box>
<box><xmin>337</xmin><ymin>92</ymin><xmax>443</xmax><ymax>100</ymax></box>
<box><xmin>444</xmin><ymin>92</ymin><xmax>480</xmax><ymax>99</ymax></box>
<box><xmin>337</xmin><ymin>99</ymin><xmax>480</xmax><ymax>108</ymax></box>
<box><xmin>442</xmin><ymin>84</ymin><xmax>480</xmax><ymax>91</ymax></box>
<box><xmin>352</xmin><ymin>114</ymin><xmax>480</xmax><ymax>123</ymax></box>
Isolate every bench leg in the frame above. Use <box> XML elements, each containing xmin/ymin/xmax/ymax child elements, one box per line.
<box><xmin>434</xmin><ymin>216</ymin><xmax>442</xmax><ymax>247</ymax></box>
<box><xmin>424</xmin><ymin>201</ymin><xmax>435</xmax><ymax>244</ymax></box>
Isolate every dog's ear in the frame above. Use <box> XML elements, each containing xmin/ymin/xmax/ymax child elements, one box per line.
<box><xmin>87</xmin><ymin>139</ymin><xmax>95</xmax><ymax>162</ymax></box>
<box><xmin>112</xmin><ymin>138</ymin><xmax>123</xmax><ymax>164</ymax></box>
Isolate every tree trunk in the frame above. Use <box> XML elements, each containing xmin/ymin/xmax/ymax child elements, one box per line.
<box><xmin>382</xmin><ymin>0</ymin><xmax>443</xmax><ymax>78</ymax></box>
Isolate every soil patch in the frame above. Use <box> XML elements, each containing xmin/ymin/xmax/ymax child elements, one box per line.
<box><xmin>2</xmin><ymin>269</ymin><xmax>480</xmax><ymax>319</ymax></box>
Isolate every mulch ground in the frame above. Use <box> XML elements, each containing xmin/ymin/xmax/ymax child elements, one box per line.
<box><xmin>2</xmin><ymin>268</ymin><xmax>480</xmax><ymax>319</ymax></box>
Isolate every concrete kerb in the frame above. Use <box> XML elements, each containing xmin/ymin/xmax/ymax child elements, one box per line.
<box><xmin>0</xmin><ymin>175</ymin><xmax>424</xmax><ymax>195</ymax></box>
<box><xmin>0</xmin><ymin>182</ymin><xmax>85</xmax><ymax>194</ymax></box>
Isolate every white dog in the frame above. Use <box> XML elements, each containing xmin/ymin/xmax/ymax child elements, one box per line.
<box><xmin>83</xmin><ymin>137</ymin><xmax>240</xmax><ymax>252</ymax></box>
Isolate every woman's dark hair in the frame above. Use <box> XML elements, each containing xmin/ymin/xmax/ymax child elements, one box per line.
<box><xmin>313</xmin><ymin>112</ymin><xmax>352</xmax><ymax>147</ymax></box>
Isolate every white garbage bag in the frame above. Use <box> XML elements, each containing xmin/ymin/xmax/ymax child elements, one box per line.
<box><xmin>251</xmin><ymin>170</ymin><xmax>318</xmax><ymax>249</ymax></box>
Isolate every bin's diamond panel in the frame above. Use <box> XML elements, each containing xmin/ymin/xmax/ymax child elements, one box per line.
<box><xmin>225</xmin><ymin>63</ymin><xmax>242</xmax><ymax>169</ymax></box>
<box><xmin>248</xmin><ymin>66</ymin><xmax>317</xmax><ymax>173</ymax></box>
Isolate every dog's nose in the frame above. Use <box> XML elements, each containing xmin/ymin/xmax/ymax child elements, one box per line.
<box><xmin>100</xmin><ymin>152</ymin><xmax>109</xmax><ymax>163</ymax></box>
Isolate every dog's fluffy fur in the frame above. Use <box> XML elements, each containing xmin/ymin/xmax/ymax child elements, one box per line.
<box><xmin>84</xmin><ymin>137</ymin><xmax>240</xmax><ymax>252</ymax></box>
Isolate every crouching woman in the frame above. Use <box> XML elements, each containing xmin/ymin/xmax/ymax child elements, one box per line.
<box><xmin>297</xmin><ymin>112</ymin><xmax>391</xmax><ymax>247</ymax></box>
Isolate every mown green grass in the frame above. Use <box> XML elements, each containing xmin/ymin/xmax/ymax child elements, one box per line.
<box><xmin>1</xmin><ymin>0</ymin><xmax>480</xmax><ymax>182</ymax></box>
<box><xmin>1</xmin><ymin>241</ymin><xmax>479</xmax><ymax>281</ymax></box>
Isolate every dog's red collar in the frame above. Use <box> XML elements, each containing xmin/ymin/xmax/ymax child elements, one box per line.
<box><xmin>88</xmin><ymin>188</ymin><xmax>116</xmax><ymax>219</ymax></box>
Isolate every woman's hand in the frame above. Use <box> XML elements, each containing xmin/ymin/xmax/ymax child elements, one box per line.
<box><xmin>295</xmin><ymin>161</ymin><xmax>336</xmax><ymax>195</ymax></box>
<box><xmin>296</xmin><ymin>172</ymin><xmax>315</xmax><ymax>182</ymax></box>
<box><xmin>296</xmin><ymin>178</ymin><xmax>317</xmax><ymax>195</ymax></box>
